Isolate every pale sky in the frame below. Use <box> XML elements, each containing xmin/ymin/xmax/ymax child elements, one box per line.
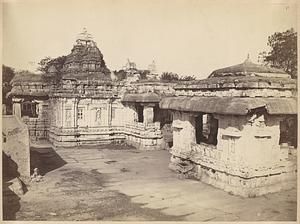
<box><xmin>2</xmin><ymin>0</ymin><xmax>298</xmax><ymax>79</ymax></box>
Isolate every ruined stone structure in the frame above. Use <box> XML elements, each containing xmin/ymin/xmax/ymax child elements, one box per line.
<box><xmin>8</xmin><ymin>71</ymin><xmax>50</xmax><ymax>142</ymax></box>
<box><xmin>7</xmin><ymin>30</ymin><xmax>297</xmax><ymax>197</ymax></box>
<box><xmin>3</xmin><ymin>115</ymin><xmax>31</xmax><ymax>178</ymax></box>
<box><xmin>160</xmin><ymin>58</ymin><xmax>297</xmax><ymax>197</ymax></box>
<box><xmin>8</xmin><ymin>29</ymin><xmax>174</xmax><ymax>150</ymax></box>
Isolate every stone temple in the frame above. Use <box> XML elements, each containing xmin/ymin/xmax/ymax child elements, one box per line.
<box><xmin>5</xmin><ymin>30</ymin><xmax>297</xmax><ymax>197</ymax></box>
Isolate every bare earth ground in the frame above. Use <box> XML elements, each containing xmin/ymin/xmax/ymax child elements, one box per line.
<box><xmin>4</xmin><ymin>144</ymin><xmax>297</xmax><ymax>221</ymax></box>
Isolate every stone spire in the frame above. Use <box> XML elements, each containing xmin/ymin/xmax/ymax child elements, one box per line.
<box><xmin>244</xmin><ymin>53</ymin><xmax>251</xmax><ymax>63</ymax></box>
<box><xmin>76</xmin><ymin>28</ymin><xmax>95</xmax><ymax>46</ymax></box>
<box><xmin>148</xmin><ymin>60</ymin><xmax>157</xmax><ymax>73</ymax></box>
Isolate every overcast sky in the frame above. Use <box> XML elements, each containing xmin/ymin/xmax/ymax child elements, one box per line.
<box><xmin>3</xmin><ymin>0</ymin><xmax>297</xmax><ymax>79</ymax></box>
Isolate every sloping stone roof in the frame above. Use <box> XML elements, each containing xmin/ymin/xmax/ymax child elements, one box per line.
<box><xmin>9</xmin><ymin>71</ymin><xmax>52</xmax><ymax>98</ymax></box>
<box><xmin>160</xmin><ymin>96</ymin><xmax>297</xmax><ymax>115</ymax></box>
<box><xmin>175</xmin><ymin>76</ymin><xmax>297</xmax><ymax>90</ymax></box>
<box><xmin>122</xmin><ymin>92</ymin><xmax>161</xmax><ymax>103</ymax></box>
<box><xmin>7</xmin><ymin>91</ymin><xmax>49</xmax><ymax>98</ymax></box>
<box><xmin>209</xmin><ymin>58</ymin><xmax>289</xmax><ymax>78</ymax></box>
<box><xmin>11</xmin><ymin>72</ymin><xmax>46</xmax><ymax>84</ymax></box>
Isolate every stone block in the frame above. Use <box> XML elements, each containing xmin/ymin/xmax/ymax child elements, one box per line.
<box><xmin>3</xmin><ymin>115</ymin><xmax>31</xmax><ymax>178</ymax></box>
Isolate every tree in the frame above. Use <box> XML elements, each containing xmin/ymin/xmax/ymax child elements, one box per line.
<box><xmin>160</xmin><ymin>72</ymin><xmax>179</xmax><ymax>81</ymax></box>
<box><xmin>180</xmin><ymin>75</ymin><xmax>196</xmax><ymax>81</ymax></box>
<box><xmin>114</xmin><ymin>70</ymin><xmax>127</xmax><ymax>81</ymax></box>
<box><xmin>2</xmin><ymin>65</ymin><xmax>16</xmax><ymax>114</ymax></box>
<box><xmin>139</xmin><ymin>70</ymin><xmax>150</xmax><ymax>79</ymax></box>
<box><xmin>37</xmin><ymin>56</ymin><xmax>52</xmax><ymax>73</ymax></box>
<box><xmin>37</xmin><ymin>56</ymin><xmax>66</xmax><ymax>73</ymax></box>
<box><xmin>2</xmin><ymin>65</ymin><xmax>15</xmax><ymax>84</ymax></box>
<box><xmin>260</xmin><ymin>28</ymin><xmax>297</xmax><ymax>78</ymax></box>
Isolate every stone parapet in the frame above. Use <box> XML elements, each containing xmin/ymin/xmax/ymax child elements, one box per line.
<box><xmin>48</xmin><ymin>125</ymin><xmax>125</xmax><ymax>147</ymax></box>
<box><xmin>175</xmin><ymin>88</ymin><xmax>294</xmax><ymax>98</ymax></box>
<box><xmin>169</xmin><ymin>143</ymin><xmax>297</xmax><ymax>197</ymax></box>
<box><xmin>175</xmin><ymin>76</ymin><xmax>296</xmax><ymax>91</ymax></box>
<box><xmin>123</xmin><ymin>122</ymin><xmax>164</xmax><ymax>150</ymax></box>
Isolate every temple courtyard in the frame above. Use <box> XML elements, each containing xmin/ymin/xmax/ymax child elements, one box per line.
<box><xmin>4</xmin><ymin>144</ymin><xmax>297</xmax><ymax>221</ymax></box>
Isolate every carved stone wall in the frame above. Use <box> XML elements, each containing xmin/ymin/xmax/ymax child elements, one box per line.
<box><xmin>3</xmin><ymin>115</ymin><xmax>31</xmax><ymax>178</ymax></box>
<box><xmin>169</xmin><ymin>111</ymin><xmax>297</xmax><ymax>197</ymax></box>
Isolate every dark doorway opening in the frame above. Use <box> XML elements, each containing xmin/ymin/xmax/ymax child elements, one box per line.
<box><xmin>195</xmin><ymin>114</ymin><xmax>218</xmax><ymax>146</ymax></box>
<box><xmin>136</xmin><ymin>104</ymin><xmax>144</xmax><ymax>123</ymax></box>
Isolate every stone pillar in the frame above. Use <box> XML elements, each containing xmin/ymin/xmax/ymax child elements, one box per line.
<box><xmin>107</xmin><ymin>99</ymin><xmax>112</xmax><ymax>126</ymax></box>
<box><xmin>35</xmin><ymin>100</ymin><xmax>43</xmax><ymax>118</ymax></box>
<box><xmin>88</xmin><ymin>103</ymin><xmax>92</xmax><ymax>127</ymax></box>
<box><xmin>74</xmin><ymin>98</ymin><xmax>78</xmax><ymax>128</ymax></box>
<box><xmin>172</xmin><ymin>111</ymin><xmax>196</xmax><ymax>153</ymax></box>
<box><xmin>61</xmin><ymin>99</ymin><xmax>64</xmax><ymax>127</ymax></box>
<box><xmin>143</xmin><ymin>104</ymin><xmax>155</xmax><ymax>124</ymax></box>
<box><xmin>12</xmin><ymin>98</ymin><xmax>22</xmax><ymax>118</ymax></box>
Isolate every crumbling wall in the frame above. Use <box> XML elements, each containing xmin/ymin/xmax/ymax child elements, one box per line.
<box><xmin>216</xmin><ymin>114</ymin><xmax>287</xmax><ymax>169</ymax></box>
<box><xmin>17</xmin><ymin>99</ymin><xmax>50</xmax><ymax>142</ymax></box>
<box><xmin>172</xmin><ymin>111</ymin><xmax>196</xmax><ymax>153</ymax></box>
<box><xmin>2</xmin><ymin>115</ymin><xmax>31</xmax><ymax>178</ymax></box>
<box><xmin>169</xmin><ymin>111</ymin><xmax>297</xmax><ymax>197</ymax></box>
<box><xmin>124</xmin><ymin>122</ymin><xmax>164</xmax><ymax>150</ymax></box>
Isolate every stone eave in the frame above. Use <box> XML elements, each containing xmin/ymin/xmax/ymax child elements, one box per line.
<box><xmin>159</xmin><ymin>96</ymin><xmax>297</xmax><ymax>115</ymax></box>
<box><xmin>174</xmin><ymin>76</ymin><xmax>296</xmax><ymax>91</ymax></box>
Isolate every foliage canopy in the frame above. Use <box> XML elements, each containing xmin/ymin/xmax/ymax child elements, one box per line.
<box><xmin>259</xmin><ymin>28</ymin><xmax>297</xmax><ymax>78</ymax></box>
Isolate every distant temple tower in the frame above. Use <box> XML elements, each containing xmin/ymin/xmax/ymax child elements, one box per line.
<box><xmin>147</xmin><ymin>60</ymin><xmax>159</xmax><ymax>80</ymax></box>
<box><xmin>123</xmin><ymin>59</ymin><xmax>137</xmax><ymax>73</ymax></box>
<box><xmin>148</xmin><ymin>60</ymin><xmax>157</xmax><ymax>74</ymax></box>
<box><xmin>122</xmin><ymin>59</ymin><xmax>140</xmax><ymax>83</ymax></box>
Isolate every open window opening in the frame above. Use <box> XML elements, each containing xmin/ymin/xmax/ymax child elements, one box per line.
<box><xmin>195</xmin><ymin>114</ymin><xmax>218</xmax><ymax>146</ymax></box>
<box><xmin>153</xmin><ymin>105</ymin><xmax>160</xmax><ymax>123</ymax></box>
<box><xmin>154</xmin><ymin>107</ymin><xmax>173</xmax><ymax>127</ymax></box>
<box><xmin>21</xmin><ymin>101</ymin><xmax>38</xmax><ymax>118</ymax></box>
<box><xmin>279</xmin><ymin>116</ymin><xmax>297</xmax><ymax>148</ymax></box>
<box><xmin>158</xmin><ymin>109</ymin><xmax>173</xmax><ymax>149</ymax></box>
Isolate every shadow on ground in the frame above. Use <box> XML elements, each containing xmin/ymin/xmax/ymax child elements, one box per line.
<box><xmin>30</xmin><ymin>146</ymin><xmax>67</xmax><ymax>175</ymax></box>
<box><xmin>16</xmin><ymin>167</ymin><xmax>185</xmax><ymax>221</ymax></box>
<box><xmin>2</xmin><ymin>151</ymin><xmax>21</xmax><ymax>220</ymax></box>
<box><xmin>71</xmin><ymin>143</ymin><xmax>136</xmax><ymax>151</ymax></box>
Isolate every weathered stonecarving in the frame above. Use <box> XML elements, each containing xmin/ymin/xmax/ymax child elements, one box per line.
<box><xmin>8</xmin><ymin>30</ymin><xmax>174</xmax><ymax>150</ymax></box>
<box><xmin>2</xmin><ymin>115</ymin><xmax>31</xmax><ymax>179</ymax></box>
<box><xmin>160</xmin><ymin>57</ymin><xmax>297</xmax><ymax>197</ymax></box>
<box><xmin>7</xmin><ymin>30</ymin><xmax>297</xmax><ymax>197</ymax></box>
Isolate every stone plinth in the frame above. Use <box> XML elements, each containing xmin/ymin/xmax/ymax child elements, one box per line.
<box><xmin>124</xmin><ymin>122</ymin><xmax>164</xmax><ymax>150</ymax></box>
